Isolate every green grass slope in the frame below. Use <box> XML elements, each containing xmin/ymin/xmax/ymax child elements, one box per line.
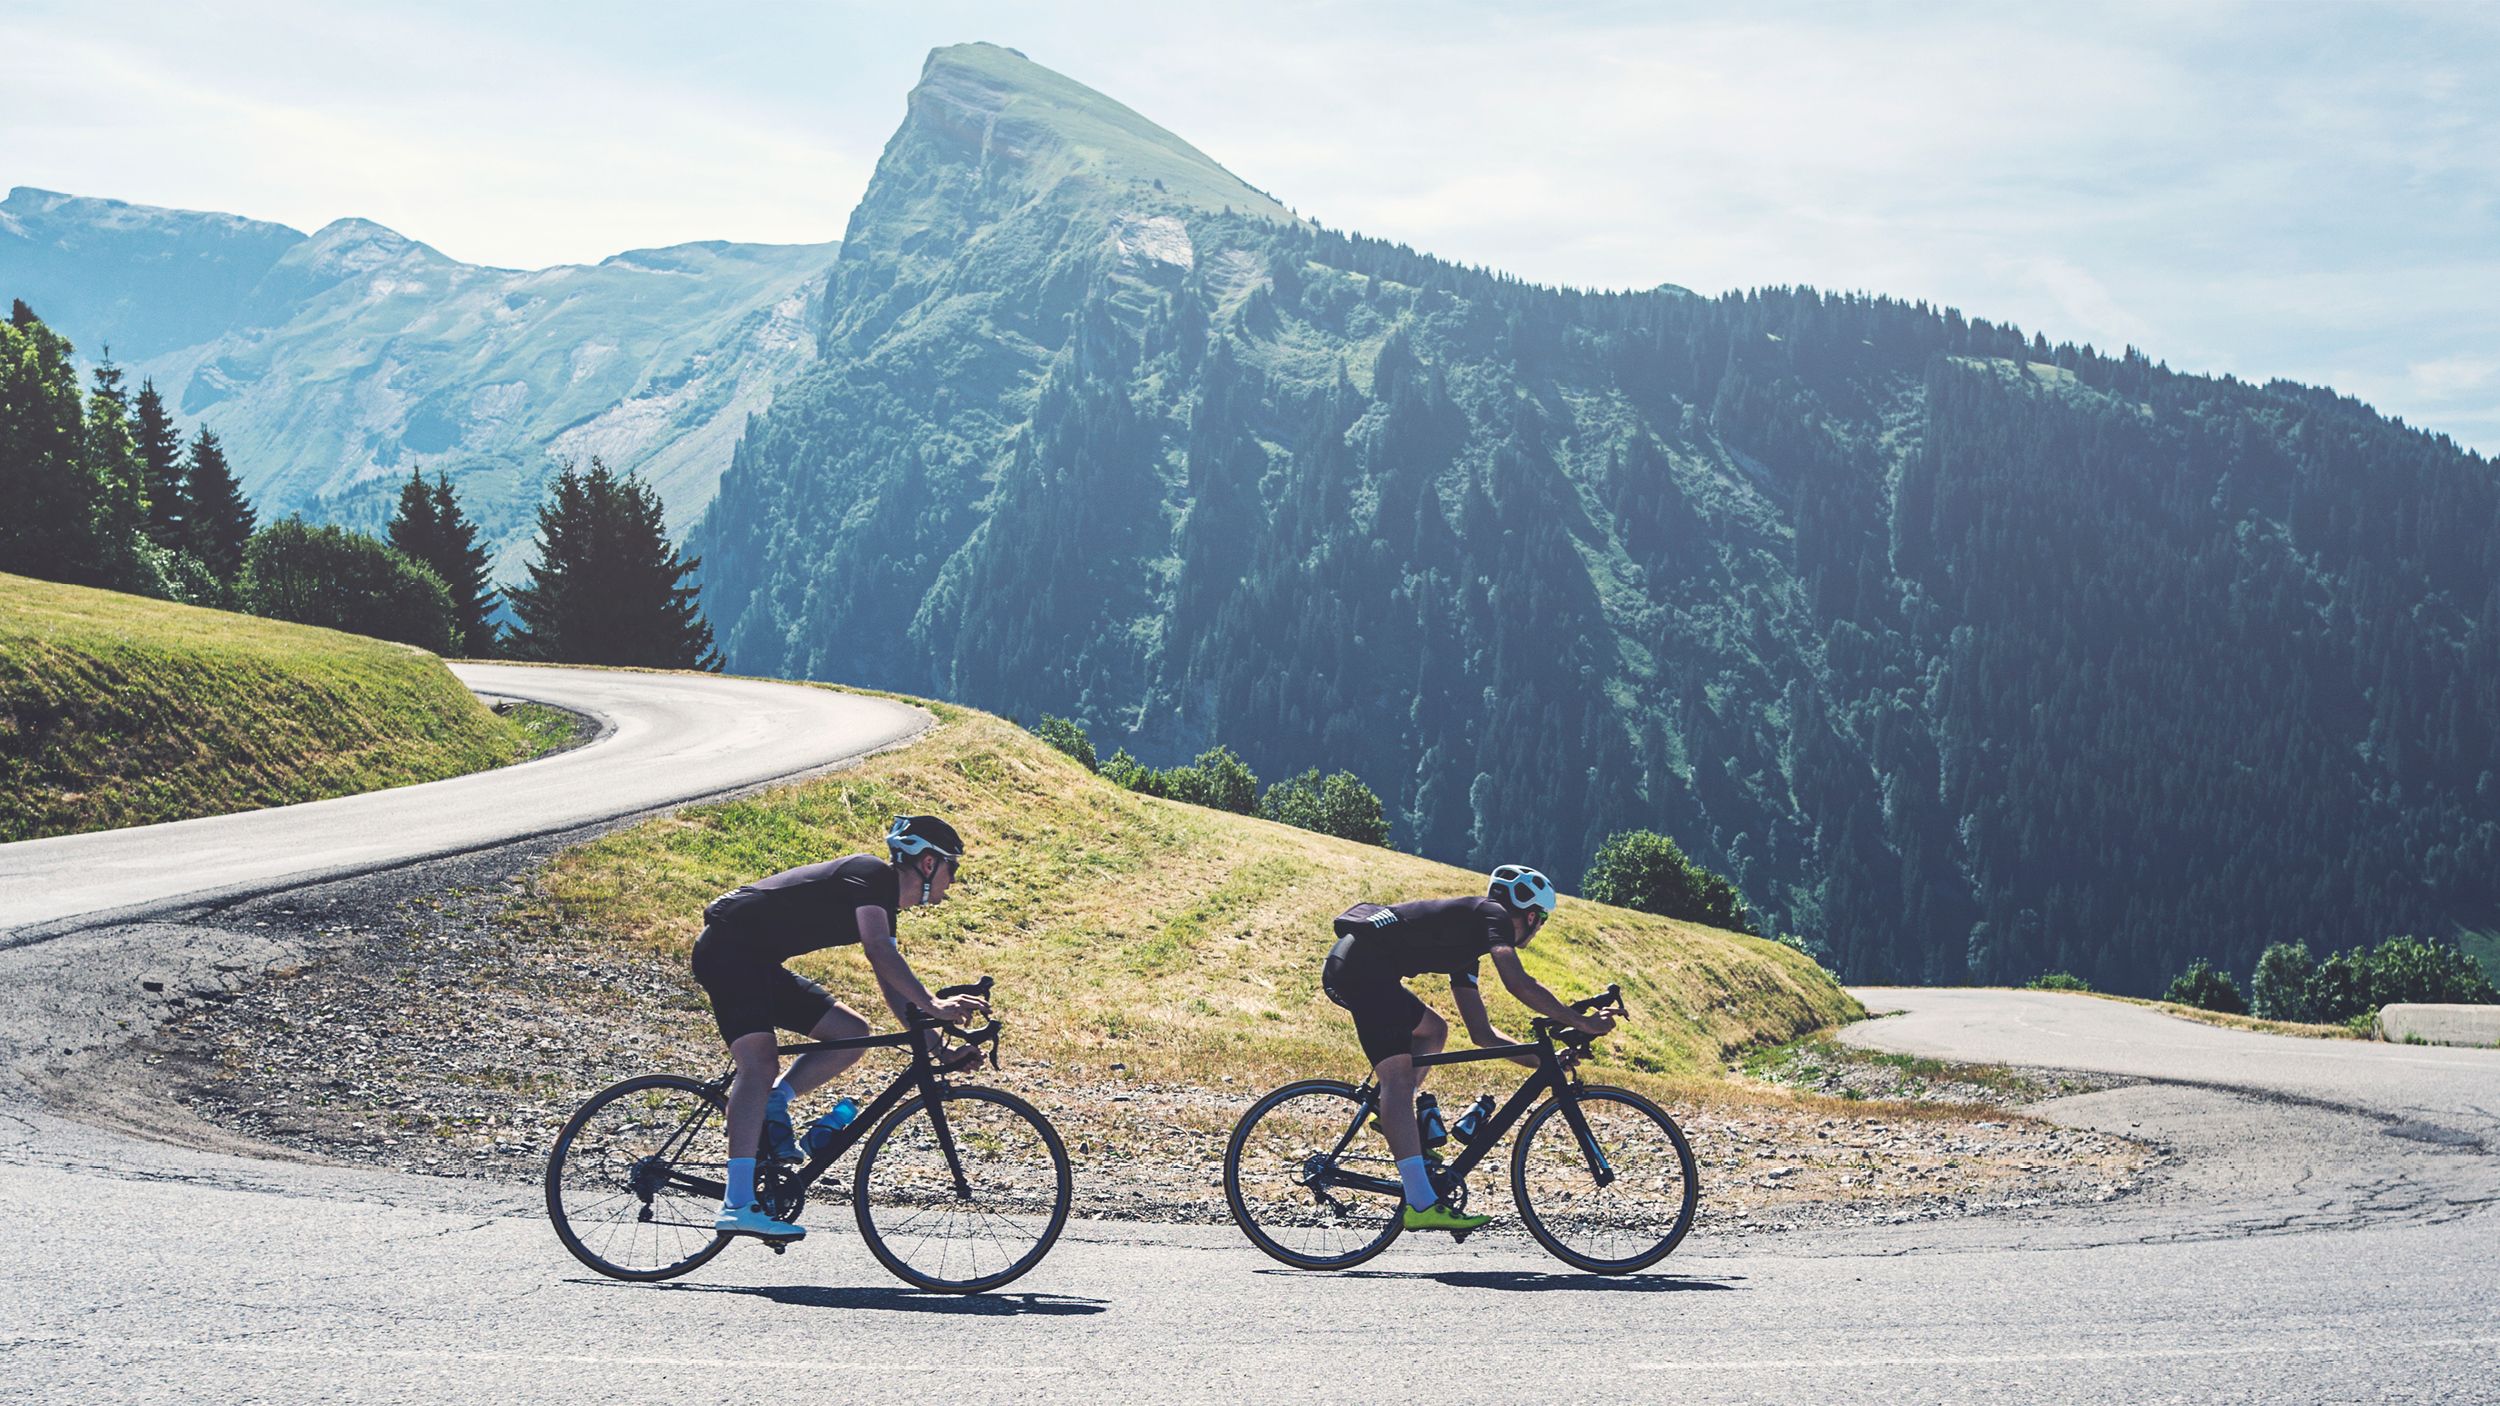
<box><xmin>1</xmin><ymin>573</ymin><xmax>535</xmax><ymax>841</ymax></box>
<box><xmin>534</xmin><ymin>698</ymin><xmax>1862</xmax><ymax>1086</ymax></box>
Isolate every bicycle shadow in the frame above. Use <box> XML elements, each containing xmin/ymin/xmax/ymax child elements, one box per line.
<box><xmin>589</xmin><ymin>1280</ymin><xmax>1108</xmax><ymax>1316</ymax></box>
<box><xmin>1269</xmin><ymin>1268</ymin><xmax>1738</xmax><ymax>1294</ymax></box>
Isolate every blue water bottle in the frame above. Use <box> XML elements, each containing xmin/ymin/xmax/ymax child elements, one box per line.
<box><xmin>799</xmin><ymin>1096</ymin><xmax>861</xmax><ymax>1157</ymax></box>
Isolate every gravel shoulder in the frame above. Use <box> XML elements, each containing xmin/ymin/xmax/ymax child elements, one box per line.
<box><xmin>35</xmin><ymin>834</ymin><xmax>2148</xmax><ymax>1236</ymax></box>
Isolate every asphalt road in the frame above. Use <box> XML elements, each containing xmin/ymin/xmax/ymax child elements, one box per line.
<box><xmin>3</xmin><ymin>669</ymin><xmax>2497</xmax><ymax>1403</ymax></box>
<box><xmin>0</xmin><ymin>663</ymin><xmax>926</xmax><ymax>940</ymax></box>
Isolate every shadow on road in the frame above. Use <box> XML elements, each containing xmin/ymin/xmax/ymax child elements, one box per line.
<box><xmin>1267</xmin><ymin>1268</ymin><xmax>1738</xmax><ymax>1294</ymax></box>
<box><xmin>583</xmin><ymin>1280</ymin><xmax>1108</xmax><ymax>1316</ymax></box>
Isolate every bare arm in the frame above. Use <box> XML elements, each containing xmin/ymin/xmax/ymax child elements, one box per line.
<box><xmin>855</xmin><ymin>907</ymin><xmax>985</xmax><ymax>1027</ymax></box>
<box><xmin>1488</xmin><ymin>947</ymin><xmax>1613</xmax><ymax>1035</ymax></box>
<box><xmin>1452</xmin><ymin>976</ymin><xmax>1538</xmax><ymax>1069</ymax></box>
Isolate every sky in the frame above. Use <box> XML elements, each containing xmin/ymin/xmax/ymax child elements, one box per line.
<box><xmin>6</xmin><ymin>0</ymin><xmax>2497</xmax><ymax>454</ymax></box>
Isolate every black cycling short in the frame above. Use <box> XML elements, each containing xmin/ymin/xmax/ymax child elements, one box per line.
<box><xmin>691</xmin><ymin>925</ymin><xmax>836</xmax><ymax>1044</ymax></box>
<box><xmin>1323</xmin><ymin>937</ymin><xmax>1430</xmax><ymax>1067</ymax></box>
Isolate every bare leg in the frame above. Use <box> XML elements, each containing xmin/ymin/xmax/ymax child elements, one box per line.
<box><xmin>778</xmin><ymin>1002</ymin><xmax>871</xmax><ymax>1097</ymax></box>
<box><xmin>723</xmin><ymin>1031</ymin><xmax>780</xmax><ymax>1160</ymax></box>
<box><xmin>1372</xmin><ymin>1007</ymin><xmax>1450</xmax><ymax>1161</ymax></box>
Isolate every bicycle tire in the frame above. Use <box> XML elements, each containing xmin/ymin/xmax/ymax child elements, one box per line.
<box><xmin>1509</xmin><ymin>1084</ymin><xmax>1699</xmax><ymax>1274</ymax></box>
<box><xmin>852</xmin><ymin>1085</ymin><xmax>1071</xmax><ymax>1294</ymax></box>
<box><xmin>545</xmin><ymin>1073</ymin><xmax>734</xmax><ymax>1282</ymax></box>
<box><xmin>1223</xmin><ymin>1078</ymin><xmax>1405</xmax><ymax>1271</ymax></box>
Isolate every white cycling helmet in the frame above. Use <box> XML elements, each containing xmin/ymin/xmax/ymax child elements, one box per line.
<box><xmin>1488</xmin><ymin>864</ymin><xmax>1558</xmax><ymax>916</ymax></box>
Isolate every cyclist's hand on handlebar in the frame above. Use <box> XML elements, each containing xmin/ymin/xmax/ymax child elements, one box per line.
<box><xmin>1572</xmin><ymin>1011</ymin><xmax>1616</xmax><ymax>1037</ymax></box>
<box><xmin>926</xmin><ymin>993</ymin><xmax>990</xmax><ymax>1026</ymax></box>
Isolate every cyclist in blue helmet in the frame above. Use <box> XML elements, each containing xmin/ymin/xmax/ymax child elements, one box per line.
<box><xmin>1322</xmin><ymin>864</ymin><xmax>1614</xmax><ymax>1233</ymax></box>
<box><xmin>690</xmin><ymin>814</ymin><xmax>989</xmax><ymax>1241</ymax></box>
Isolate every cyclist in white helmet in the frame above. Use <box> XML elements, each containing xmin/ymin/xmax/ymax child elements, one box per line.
<box><xmin>1321</xmin><ymin>864</ymin><xmax>1614</xmax><ymax>1232</ymax></box>
<box><xmin>690</xmin><ymin>814</ymin><xmax>989</xmax><ymax>1241</ymax></box>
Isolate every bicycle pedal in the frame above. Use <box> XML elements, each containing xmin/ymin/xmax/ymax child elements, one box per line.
<box><xmin>766</xmin><ymin>1239</ymin><xmax>791</xmax><ymax>1255</ymax></box>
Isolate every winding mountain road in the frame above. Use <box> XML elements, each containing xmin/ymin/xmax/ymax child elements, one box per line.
<box><xmin>2</xmin><ymin>667</ymin><xmax>2496</xmax><ymax>1403</ymax></box>
<box><xmin>0</xmin><ymin>664</ymin><xmax>927</xmax><ymax>941</ymax></box>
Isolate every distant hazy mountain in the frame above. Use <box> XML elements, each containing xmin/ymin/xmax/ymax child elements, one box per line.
<box><xmin>694</xmin><ymin>44</ymin><xmax>2500</xmax><ymax>990</ymax></box>
<box><xmin>0</xmin><ymin>187</ymin><xmax>837</xmax><ymax>572</ymax></box>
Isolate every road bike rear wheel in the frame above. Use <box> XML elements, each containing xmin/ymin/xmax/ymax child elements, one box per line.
<box><xmin>545</xmin><ymin>1074</ymin><xmax>733</xmax><ymax>1281</ymax></box>
<box><xmin>1509</xmin><ymin>1084</ymin><xmax>1698</xmax><ymax>1274</ymax></box>
<box><xmin>853</xmin><ymin>1086</ymin><xmax>1072</xmax><ymax>1294</ymax></box>
<box><xmin>1223</xmin><ymin>1079</ymin><xmax>1404</xmax><ymax>1270</ymax></box>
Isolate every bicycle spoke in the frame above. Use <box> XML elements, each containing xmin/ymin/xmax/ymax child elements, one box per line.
<box><xmin>1511</xmin><ymin>1087</ymin><xmax>1697</xmax><ymax>1273</ymax></box>
<box><xmin>545</xmin><ymin>1077</ymin><xmax>734</xmax><ymax>1281</ymax></box>
<box><xmin>854</xmin><ymin>1088</ymin><xmax>1070</xmax><ymax>1293</ymax></box>
<box><xmin>1224</xmin><ymin>1082</ymin><xmax>1404</xmax><ymax>1270</ymax></box>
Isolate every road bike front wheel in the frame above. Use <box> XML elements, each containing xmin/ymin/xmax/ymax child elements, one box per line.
<box><xmin>852</xmin><ymin>1085</ymin><xmax>1072</xmax><ymax>1294</ymax></box>
<box><xmin>544</xmin><ymin>1074</ymin><xmax>733</xmax><ymax>1281</ymax></box>
<box><xmin>1509</xmin><ymin>1084</ymin><xmax>1699</xmax><ymax>1274</ymax></box>
<box><xmin>1223</xmin><ymin>1079</ymin><xmax>1404</xmax><ymax>1271</ymax></box>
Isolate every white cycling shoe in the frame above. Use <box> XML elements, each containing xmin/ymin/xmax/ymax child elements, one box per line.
<box><xmin>715</xmin><ymin>1202</ymin><xmax>806</xmax><ymax>1240</ymax></box>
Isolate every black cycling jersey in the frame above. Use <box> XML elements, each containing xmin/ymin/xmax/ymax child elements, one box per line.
<box><xmin>1331</xmin><ymin>895</ymin><xmax>1514</xmax><ymax>981</ymax></box>
<box><xmin>701</xmin><ymin>853</ymin><xmax>900</xmax><ymax>963</ymax></box>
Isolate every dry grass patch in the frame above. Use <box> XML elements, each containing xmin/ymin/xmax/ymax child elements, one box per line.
<box><xmin>529</xmin><ymin>698</ymin><xmax>1862</xmax><ymax>1086</ymax></box>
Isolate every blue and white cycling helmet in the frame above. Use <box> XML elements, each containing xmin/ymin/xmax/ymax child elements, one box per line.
<box><xmin>1488</xmin><ymin>864</ymin><xmax>1558</xmax><ymax>917</ymax></box>
<box><xmin>887</xmin><ymin>814</ymin><xmax>964</xmax><ymax>864</ymax></box>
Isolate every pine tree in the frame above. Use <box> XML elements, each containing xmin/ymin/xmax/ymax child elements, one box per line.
<box><xmin>506</xmin><ymin>457</ymin><xmax>718</xmax><ymax>669</ymax></box>
<box><xmin>132</xmin><ymin>379</ymin><xmax>186</xmax><ymax>549</ymax></box>
<box><xmin>0</xmin><ymin>300</ymin><xmax>103</xmax><ymax>583</ymax></box>
<box><xmin>388</xmin><ymin>469</ymin><xmax>498</xmax><ymax>655</ymax></box>
<box><xmin>182</xmin><ymin>427</ymin><xmax>256</xmax><ymax>586</ymax></box>
<box><xmin>80</xmin><ymin>350</ymin><xmax>151</xmax><ymax>590</ymax></box>
<box><xmin>386</xmin><ymin>467</ymin><xmax>440</xmax><ymax>564</ymax></box>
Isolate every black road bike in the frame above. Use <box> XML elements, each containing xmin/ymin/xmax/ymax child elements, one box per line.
<box><xmin>545</xmin><ymin>977</ymin><xmax>1072</xmax><ymax>1294</ymax></box>
<box><xmin>1223</xmin><ymin>985</ymin><xmax>1699</xmax><ymax>1274</ymax></box>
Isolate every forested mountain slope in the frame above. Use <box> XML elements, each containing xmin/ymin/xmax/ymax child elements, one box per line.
<box><xmin>694</xmin><ymin>43</ymin><xmax>2500</xmax><ymax>992</ymax></box>
<box><xmin>0</xmin><ymin>187</ymin><xmax>838</xmax><ymax>571</ymax></box>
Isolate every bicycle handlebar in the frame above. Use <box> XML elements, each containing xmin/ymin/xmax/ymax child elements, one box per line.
<box><xmin>1530</xmin><ymin>984</ymin><xmax>1630</xmax><ymax>1048</ymax></box>
<box><xmin>919</xmin><ymin>975</ymin><xmax>1003</xmax><ymax>1070</ymax></box>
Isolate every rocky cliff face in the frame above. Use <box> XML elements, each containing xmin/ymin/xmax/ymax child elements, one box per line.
<box><xmin>692</xmin><ymin>44</ymin><xmax>2500</xmax><ymax>990</ymax></box>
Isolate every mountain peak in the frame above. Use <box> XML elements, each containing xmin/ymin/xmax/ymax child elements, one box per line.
<box><xmin>894</xmin><ymin>43</ymin><xmax>1292</xmax><ymax>221</ymax></box>
<box><xmin>299</xmin><ymin>217</ymin><xmax>457</xmax><ymax>275</ymax></box>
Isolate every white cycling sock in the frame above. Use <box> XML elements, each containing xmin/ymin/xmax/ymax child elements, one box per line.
<box><xmin>725</xmin><ymin>1156</ymin><xmax>757</xmax><ymax>1210</ymax></box>
<box><xmin>1396</xmin><ymin>1155</ymin><xmax>1437</xmax><ymax>1210</ymax></box>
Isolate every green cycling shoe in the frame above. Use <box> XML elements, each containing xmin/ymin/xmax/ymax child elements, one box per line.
<box><xmin>1402</xmin><ymin>1201</ymin><xmax>1490</xmax><ymax>1233</ymax></box>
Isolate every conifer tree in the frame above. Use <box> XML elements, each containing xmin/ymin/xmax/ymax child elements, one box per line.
<box><xmin>182</xmin><ymin>427</ymin><xmax>256</xmax><ymax>586</ymax></box>
<box><xmin>80</xmin><ymin>350</ymin><xmax>151</xmax><ymax>589</ymax></box>
<box><xmin>388</xmin><ymin>468</ymin><xmax>498</xmax><ymax>655</ymax></box>
<box><xmin>505</xmin><ymin>457</ymin><xmax>718</xmax><ymax>669</ymax></box>
<box><xmin>0</xmin><ymin>300</ymin><xmax>102</xmax><ymax>582</ymax></box>
<box><xmin>131</xmin><ymin>379</ymin><xmax>186</xmax><ymax>548</ymax></box>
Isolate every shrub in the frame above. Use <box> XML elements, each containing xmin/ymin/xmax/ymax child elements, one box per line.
<box><xmin>2304</xmin><ymin>949</ymin><xmax>2374</xmax><ymax>1024</ymax></box>
<box><xmin>2249</xmin><ymin>942</ymin><xmax>2317</xmax><ymax>1022</ymax></box>
<box><xmin>1152</xmin><ymin>745</ymin><xmax>1260</xmax><ymax>814</ymax></box>
<box><xmin>2025</xmin><ymin>972</ymin><xmax>2092</xmax><ymax>992</ymax></box>
<box><xmin>2364</xmin><ymin>934</ymin><xmax>2498</xmax><ymax>1007</ymax></box>
<box><xmin>2165</xmin><ymin>959</ymin><xmax>2247</xmax><ymax>1015</ymax></box>
<box><xmin>1033</xmin><ymin>715</ymin><xmax>1097</xmax><ymax>771</ymax></box>
<box><xmin>1581</xmin><ymin>829</ymin><xmax>1755</xmax><ymax>934</ymax></box>
<box><xmin>1100</xmin><ymin>744</ymin><xmax>1259</xmax><ymax>815</ymax></box>
<box><xmin>1261</xmin><ymin>768</ymin><xmax>1391</xmax><ymax>846</ymax></box>
<box><xmin>1769</xmin><ymin>930</ymin><xmax>1835</xmax><ymax>973</ymax></box>
<box><xmin>240</xmin><ymin>518</ymin><xmax>460</xmax><ymax>654</ymax></box>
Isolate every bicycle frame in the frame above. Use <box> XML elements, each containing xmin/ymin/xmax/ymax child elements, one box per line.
<box><xmin>662</xmin><ymin>999</ymin><xmax>1000</xmax><ymax>1206</ymax></box>
<box><xmin>1314</xmin><ymin>1028</ymin><xmax>1617</xmax><ymax>1202</ymax></box>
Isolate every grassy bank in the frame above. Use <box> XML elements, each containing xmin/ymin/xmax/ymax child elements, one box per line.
<box><xmin>528</xmin><ymin>697</ymin><xmax>1862</xmax><ymax>1086</ymax></box>
<box><xmin>1</xmin><ymin>573</ymin><xmax>537</xmax><ymax>841</ymax></box>
<box><xmin>2084</xmin><ymin>992</ymin><xmax>2365</xmax><ymax>1040</ymax></box>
